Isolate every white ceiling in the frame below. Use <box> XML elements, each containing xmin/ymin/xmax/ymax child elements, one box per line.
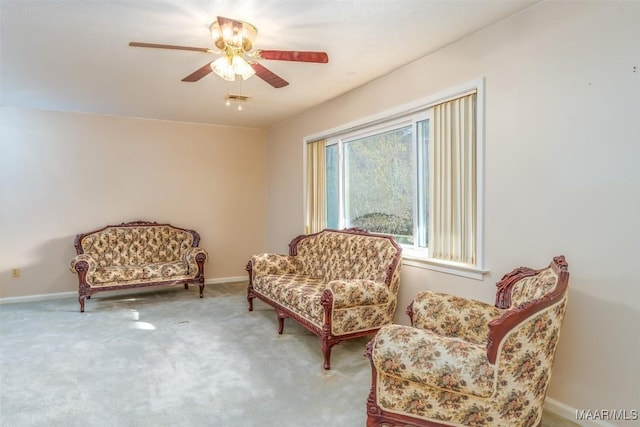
<box><xmin>1</xmin><ymin>0</ymin><xmax>538</xmax><ymax>129</ymax></box>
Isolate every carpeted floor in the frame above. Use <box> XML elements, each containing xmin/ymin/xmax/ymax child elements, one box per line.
<box><xmin>0</xmin><ymin>282</ymin><xmax>578</xmax><ymax>427</ymax></box>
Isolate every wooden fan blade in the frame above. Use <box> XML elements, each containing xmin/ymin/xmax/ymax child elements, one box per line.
<box><xmin>255</xmin><ymin>50</ymin><xmax>328</xmax><ymax>63</ymax></box>
<box><xmin>249</xmin><ymin>62</ymin><xmax>289</xmax><ymax>88</ymax></box>
<box><xmin>182</xmin><ymin>62</ymin><xmax>214</xmax><ymax>82</ymax></box>
<box><xmin>129</xmin><ymin>42</ymin><xmax>213</xmax><ymax>53</ymax></box>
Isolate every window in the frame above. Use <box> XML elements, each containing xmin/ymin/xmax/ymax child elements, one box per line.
<box><xmin>325</xmin><ymin>115</ymin><xmax>427</xmax><ymax>247</ymax></box>
<box><xmin>306</xmin><ymin>80</ymin><xmax>485</xmax><ymax>279</ymax></box>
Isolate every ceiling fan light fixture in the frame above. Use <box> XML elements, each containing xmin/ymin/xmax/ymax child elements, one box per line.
<box><xmin>211</xmin><ymin>52</ymin><xmax>255</xmax><ymax>82</ymax></box>
<box><xmin>210</xmin><ymin>55</ymin><xmax>235</xmax><ymax>81</ymax></box>
<box><xmin>130</xmin><ymin>15</ymin><xmax>327</xmax><ymax>88</ymax></box>
<box><xmin>210</xmin><ymin>19</ymin><xmax>257</xmax><ymax>52</ymax></box>
<box><xmin>232</xmin><ymin>55</ymin><xmax>255</xmax><ymax>80</ymax></box>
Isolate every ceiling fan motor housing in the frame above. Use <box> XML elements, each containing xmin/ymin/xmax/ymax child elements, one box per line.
<box><xmin>210</xmin><ymin>18</ymin><xmax>257</xmax><ymax>53</ymax></box>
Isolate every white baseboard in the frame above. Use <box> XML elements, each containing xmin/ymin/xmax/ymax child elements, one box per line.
<box><xmin>205</xmin><ymin>276</ymin><xmax>247</xmax><ymax>285</ymax></box>
<box><xmin>0</xmin><ymin>276</ymin><xmax>248</xmax><ymax>305</ymax></box>
<box><xmin>0</xmin><ymin>291</ymin><xmax>78</xmax><ymax>305</ymax></box>
<box><xmin>545</xmin><ymin>397</ymin><xmax>618</xmax><ymax>427</ymax></box>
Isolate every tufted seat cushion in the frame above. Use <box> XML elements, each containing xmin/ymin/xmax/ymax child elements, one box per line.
<box><xmin>371</xmin><ymin>324</ymin><xmax>496</xmax><ymax>398</ymax></box>
<box><xmin>93</xmin><ymin>265</ymin><xmax>144</xmax><ymax>285</ymax></box>
<box><xmin>143</xmin><ymin>261</ymin><xmax>190</xmax><ymax>280</ymax></box>
<box><xmin>253</xmin><ymin>274</ymin><xmax>325</xmax><ymax>325</ymax></box>
<box><xmin>91</xmin><ymin>262</ymin><xmax>191</xmax><ymax>286</ymax></box>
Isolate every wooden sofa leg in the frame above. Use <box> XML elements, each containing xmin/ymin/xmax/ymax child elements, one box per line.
<box><xmin>321</xmin><ymin>335</ymin><xmax>332</xmax><ymax>370</ymax></box>
<box><xmin>79</xmin><ymin>295</ymin><xmax>85</xmax><ymax>313</ymax></box>
<box><xmin>198</xmin><ymin>284</ymin><xmax>204</xmax><ymax>298</ymax></box>
<box><xmin>277</xmin><ymin>311</ymin><xmax>288</xmax><ymax>334</ymax></box>
<box><xmin>184</xmin><ymin>284</ymin><xmax>189</xmax><ymax>290</ymax></box>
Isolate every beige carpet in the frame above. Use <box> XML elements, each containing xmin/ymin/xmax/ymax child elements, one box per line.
<box><xmin>0</xmin><ymin>282</ymin><xmax>578</xmax><ymax>426</ymax></box>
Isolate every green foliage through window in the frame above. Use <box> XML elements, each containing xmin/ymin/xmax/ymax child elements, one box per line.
<box><xmin>326</xmin><ymin>116</ymin><xmax>429</xmax><ymax>248</ymax></box>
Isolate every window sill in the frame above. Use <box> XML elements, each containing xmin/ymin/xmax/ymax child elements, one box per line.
<box><xmin>401</xmin><ymin>250</ymin><xmax>489</xmax><ymax>281</ymax></box>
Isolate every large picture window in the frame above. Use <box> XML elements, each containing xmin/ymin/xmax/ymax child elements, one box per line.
<box><xmin>306</xmin><ymin>81</ymin><xmax>485</xmax><ymax>278</ymax></box>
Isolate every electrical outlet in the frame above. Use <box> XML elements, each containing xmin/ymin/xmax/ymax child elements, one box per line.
<box><xmin>11</xmin><ymin>268</ymin><xmax>20</xmax><ymax>278</ymax></box>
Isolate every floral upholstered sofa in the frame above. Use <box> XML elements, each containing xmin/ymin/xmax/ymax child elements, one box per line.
<box><xmin>365</xmin><ymin>256</ymin><xmax>570</xmax><ymax>427</ymax></box>
<box><xmin>70</xmin><ymin>221</ymin><xmax>208</xmax><ymax>312</ymax></box>
<box><xmin>246</xmin><ymin>228</ymin><xmax>402</xmax><ymax>370</ymax></box>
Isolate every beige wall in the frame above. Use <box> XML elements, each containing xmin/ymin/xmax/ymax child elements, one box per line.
<box><xmin>0</xmin><ymin>107</ymin><xmax>267</xmax><ymax>298</ymax></box>
<box><xmin>266</xmin><ymin>1</ymin><xmax>639</xmax><ymax>421</ymax></box>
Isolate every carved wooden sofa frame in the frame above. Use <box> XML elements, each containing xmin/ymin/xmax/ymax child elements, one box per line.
<box><xmin>70</xmin><ymin>221</ymin><xmax>207</xmax><ymax>312</ymax></box>
<box><xmin>246</xmin><ymin>228</ymin><xmax>402</xmax><ymax>370</ymax></box>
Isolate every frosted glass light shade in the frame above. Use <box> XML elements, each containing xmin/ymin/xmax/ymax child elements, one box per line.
<box><xmin>210</xmin><ymin>56</ymin><xmax>235</xmax><ymax>81</ymax></box>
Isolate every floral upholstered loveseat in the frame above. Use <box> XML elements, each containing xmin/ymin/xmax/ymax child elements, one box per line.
<box><xmin>246</xmin><ymin>228</ymin><xmax>402</xmax><ymax>370</ymax></box>
<box><xmin>70</xmin><ymin>221</ymin><xmax>208</xmax><ymax>312</ymax></box>
<box><xmin>366</xmin><ymin>256</ymin><xmax>570</xmax><ymax>427</ymax></box>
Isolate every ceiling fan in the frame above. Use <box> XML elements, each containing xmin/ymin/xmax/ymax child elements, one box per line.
<box><xmin>129</xmin><ymin>16</ymin><xmax>329</xmax><ymax>88</ymax></box>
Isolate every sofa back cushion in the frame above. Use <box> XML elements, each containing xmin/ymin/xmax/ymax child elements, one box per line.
<box><xmin>293</xmin><ymin>229</ymin><xmax>400</xmax><ymax>284</ymax></box>
<box><xmin>77</xmin><ymin>224</ymin><xmax>195</xmax><ymax>267</ymax></box>
<box><xmin>509</xmin><ymin>266</ymin><xmax>559</xmax><ymax>307</ymax></box>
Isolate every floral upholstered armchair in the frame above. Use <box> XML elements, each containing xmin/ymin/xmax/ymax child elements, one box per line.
<box><xmin>365</xmin><ymin>256</ymin><xmax>569</xmax><ymax>427</ymax></box>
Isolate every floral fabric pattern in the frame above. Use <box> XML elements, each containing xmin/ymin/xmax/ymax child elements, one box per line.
<box><xmin>411</xmin><ymin>292</ymin><xmax>502</xmax><ymax>345</ymax></box>
<box><xmin>296</xmin><ymin>232</ymin><xmax>398</xmax><ymax>283</ymax></box>
<box><xmin>93</xmin><ymin>265</ymin><xmax>145</xmax><ymax>285</ymax></box>
<box><xmin>250</xmin><ymin>254</ymin><xmax>303</xmax><ymax>276</ymax></box>
<box><xmin>372</xmin><ymin>324</ymin><xmax>495</xmax><ymax>398</ymax></box>
<box><xmin>71</xmin><ymin>225</ymin><xmax>207</xmax><ymax>288</ymax></box>
<box><xmin>509</xmin><ymin>268</ymin><xmax>558</xmax><ymax>307</ymax></box>
<box><xmin>327</xmin><ymin>279</ymin><xmax>390</xmax><ymax>308</ymax></box>
<box><xmin>249</xmin><ymin>230</ymin><xmax>401</xmax><ymax>337</ymax></box>
<box><xmin>332</xmin><ymin>303</ymin><xmax>397</xmax><ymax>336</ymax></box>
<box><xmin>370</xmin><ymin>264</ymin><xmax>568</xmax><ymax>427</ymax></box>
<box><xmin>253</xmin><ymin>274</ymin><xmax>325</xmax><ymax>325</ymax></box>
<box><xmin>143</xmin><ymin>261</ymin><xmax>189</xmax><ymax>280</ymax></box>
<box><xmin>79</xmin><ymin>226</ymin><xmax>194</xmax><ymax>267</ymax></box>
